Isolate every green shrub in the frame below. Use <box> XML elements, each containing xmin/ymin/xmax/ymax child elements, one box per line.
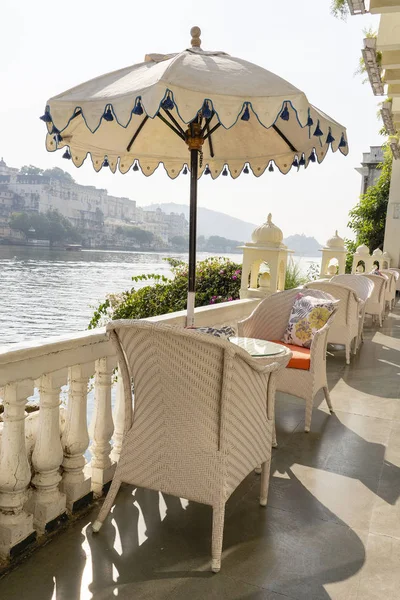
<box><xmin>89</xmin><ymin>257</ymin><xmax>242</xmax><ymax>329</ymax></box>
<box><xmin>285</xmin><ymin>261</ymin><xmax>307</xmax><ymax>289</ymax></box>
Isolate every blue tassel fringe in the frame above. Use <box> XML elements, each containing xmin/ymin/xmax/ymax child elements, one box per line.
<box><xmin>280</xmin><ymin>104</ymin><xmax>290</xmax><ymax>121</ymax></box>
<box><xmin>103</xmin><ymin>107</ymin><xmax>114</xmax><ymax>122</ymax></box>
<box><xmin>132</xmin><ymin>99</ymin><xmax>144</xmax><ymax>116</ymax></box>
<box><xmin>241</xmin><ymin>104</ymin><xmax>250</xmax><ymax>122</ymax></box>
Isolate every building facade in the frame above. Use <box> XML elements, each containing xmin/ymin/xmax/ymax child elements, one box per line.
<box><xmin>0</xmin><ymin>159</ymin><xmax>188</xmax><ymax>246</ymax></box>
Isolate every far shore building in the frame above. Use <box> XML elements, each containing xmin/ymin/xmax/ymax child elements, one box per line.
<box><xmin>0</xmin><ymin>158</ymin><xmax>188</xmax><ymax>246</ymax></box>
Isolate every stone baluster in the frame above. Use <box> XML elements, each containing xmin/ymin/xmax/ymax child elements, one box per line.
<box><xmin>88</xmin><ymin>357</ymin><xmax>116</xmax><ymax>495</ymax></box>
<box><xmin>0</xmin><ymin>381</ymin><xmax>36</xmax><ymax>560</ymax></box>
<box><xmin>111</xmin><ymin>373</ymin><xmax>126</xmax><ymax>463</ymax></box>
<box><xmin>60</xmin><ymin>364</ymin><xmax>93</xmax><ymax>512</ymax></box>
<box><xmin>26</xmin><ymin>370</ymin><xmax>67</xmax><ymax>532</ymax></box>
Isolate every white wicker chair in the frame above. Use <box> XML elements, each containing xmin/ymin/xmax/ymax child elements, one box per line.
<box><xmin>304</xmin><ymin>281</ymin><xmax>361</xmax><ymax>364</ymax></box>
<box><xmin>330</xmin><ymin>274</ymin><xmax>374</xmax><ymax>347</ymax></box>
<box><xmin>381</xmin><ymin>269</ymin><xmax>397</xmax><ymax>309</ymax></box>
<box><xmin>92</xmin><ymin>320</ymin><xmax>290</xmax><ymax>573</ymax></box>
<box><xmin>238</xmin><ymin>289</ymin><xmax>338</xmax><ymax>433</ymax></box>
<box><xmin>389</xmin><ymin>268</ymin><xmax>400</xmax><ymax>292</ymax></box>
<box><xmin>361</xmin><ymin>273</ymin><xmax>387</xmax><ymax>326</ymax></box>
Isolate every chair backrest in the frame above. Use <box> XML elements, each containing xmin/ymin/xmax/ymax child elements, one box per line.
<box><xmin>106</xmin><ymin>319</ymin><xmax>282</xmax><ymax>453</ymax></box>
<box><xmin>389</xmin><ymin>268</ymin><xmax>400</xmax><ymax>291</ymax></box>
<box><xmin>361</xmin><ymin>274</ymin><xmax>387</xmax><ymax>304</ymax></box>
<box><xmin>240</xmin><ymin>288</ymin><xmax>336</xmax><ymax>341</ymax></box>
<box><xmin>304</xmin><ymin>281</ymin><xmax>358</xmax><ymax>326</ymax></box>
<box><xmin>381</xmin><ymin>270</ymin><xmax>396</xmax><ymax>295</ymax></box>
<box><xmin>331</xmin><ymin>274</ymin><xmax>374</xmax><ymax>302</ymax></box>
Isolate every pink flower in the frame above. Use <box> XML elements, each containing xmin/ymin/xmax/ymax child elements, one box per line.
<box><xmin>232</xmin><ymin>275</ymin><xmax>237</xmax><ymax>280</ymax></box>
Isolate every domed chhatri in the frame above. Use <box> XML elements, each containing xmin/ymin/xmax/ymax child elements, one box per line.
<box><xmin>351</xmin><ymin>244</ymin><xmax>373</xmax><ymax>274</ymax></box>
<box><xmin>356</xmin><ymin>243</ymin><xmax>370</xmax><ymax>255</ymax></box>
<box><xmin>251</xmin><ymin>214</ymin><xmax>284</xmax><ymax>247</ymax></box>
<box><xmin>325</xmin><ymin>230</ymin><xmax>345</xmax><ymax>249</ymax></box>
<box><xmin>319</xmin><ymin>229</ymin><xmax>346</xmax><ymax>277</ymax></box>
<box><xmin>372</xmin><ymin>248</ymin><xmax>383</xmax><ymax>256</ymax></box>
<box><xmin>240</xmin><ymin>214</ymin><xmax>292</xmax><ymax>299</ymax></box>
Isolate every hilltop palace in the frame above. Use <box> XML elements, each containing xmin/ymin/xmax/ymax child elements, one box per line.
<box><xmin>0</xmin><ymin>158</ymin><xmax>188</xmax><ymax>247</ymax></box>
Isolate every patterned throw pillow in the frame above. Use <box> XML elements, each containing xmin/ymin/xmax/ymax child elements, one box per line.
<box><xmin>282</xmin><ymin>293</ymin><xmax>336</xmax><ymax>348</ymax></box>
<box><xmin>187</xmin><ymin>326</ymin><xmax>236</xmax><ymax>338</ymax></box>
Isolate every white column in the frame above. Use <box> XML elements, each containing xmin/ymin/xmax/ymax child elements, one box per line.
<box><xmin>250</xmin><ymin>258</ymin><xmax>261</xmax><ymax>289</ymax></box>
<box><xmin>0</xmin><ymin>381</ymin><xmax>35</xmax><ymax>559</ymax></box>
<box><xmin>60</xmin><ymin>364</ymin><xmax>92</xmax><ymax>511</ymax></box>
<box><xmin>240</xmin><ymin>251</ymin><xmax>252</xmax><ymax>299</ymax></box>
<box><xmin>384</xmin><ymin>158</ymin><xmax>400</xmax><ymax>268</ymax></box>
<box><xmin>338</xmin><ymin>253</ymin><xmax>346</xmax><ymax>275</ymax></box>
<box><xmin>88</xmin><ymin>357</ymin><xmax>116</xmax><ymax>496</ymax></box>
<box><xmin>320</xmin><ymin>252</ymin><xmax>330</xmax><ymax>277</ymax></box>
<box><xmin>26</xmin><ymin>370</ymin><xmax>67</xmax><ymax>532</ymax></box>
<box><xmin>111</xmin><ymin>373</ymin><xmax>125</xmax><ymax>463</ymax></box>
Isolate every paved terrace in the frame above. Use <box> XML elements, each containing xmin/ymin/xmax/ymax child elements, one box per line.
<box><xmin>1</xmin><ymin>304</ymin><xmax>400</xmax><ymax>600</ymax></box>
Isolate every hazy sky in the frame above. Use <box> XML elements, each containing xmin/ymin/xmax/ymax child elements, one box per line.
<box><xmin>0</xmin><ymin>0</ymin><xmax>381</xmax><ymax>243</ymax></box>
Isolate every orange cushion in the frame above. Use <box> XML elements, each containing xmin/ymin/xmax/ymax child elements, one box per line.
<box><xmin>271</xmin><ymin>341</ymin><xmax>311</xmax><ymax>371</ymax></box>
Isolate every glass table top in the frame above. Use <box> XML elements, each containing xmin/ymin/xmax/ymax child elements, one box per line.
<box><xmin>229</xmin><ymin>337</ymin><xmax>287</xmax><ymax>357</ymax></box>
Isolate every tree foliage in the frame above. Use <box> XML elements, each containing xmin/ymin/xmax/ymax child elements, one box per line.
<box><xmin>331</xmin><ymin>0</ymin><xmax>349</xmax><ymax>18</ymax></box>
<box><xmin>89</xmin><ymin>257</ymin><xmax>242</xmax><ymax>328</ymax></box>
<box><xmin>347</xmin><ymin>147</ymin><xmax>392</xmax><ymax>252</ymax></box>
<box><xmin>9</xmin><ymin>210</ymin><xmax>81</xmax><ymax>244</ymax></box>
<box><xmin>116</xmin><ymin>225</ymin><xmax>154</xmax><ymax>244</ymax></box>
<box><xmin>19</xmin><ymin>165</ymin><xmax>75</xmax><ymax>183</ymax></box>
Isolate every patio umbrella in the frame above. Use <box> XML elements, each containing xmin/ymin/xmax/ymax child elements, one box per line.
<box><xmin>40</xmin><ymin>26</ymin><xmax>348</xmax><ymax>325</ymax></box>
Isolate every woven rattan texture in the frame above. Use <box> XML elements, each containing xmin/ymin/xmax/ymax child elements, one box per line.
<box><xmin>94</xmin><ymin>320</ymin><xmax>289</xmax><ymax>571</ymax></box>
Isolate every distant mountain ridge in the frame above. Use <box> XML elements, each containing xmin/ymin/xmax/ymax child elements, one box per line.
<box><xmin>143</xmin><ymin>202</ymin><xmax>322</xmax><ymax>255</ymax></box>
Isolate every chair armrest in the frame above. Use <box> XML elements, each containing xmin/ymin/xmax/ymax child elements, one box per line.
<box><xmin>309</xmin><ymin>309</ymin><xmax>337</xmax><ymax>373</ymax></box>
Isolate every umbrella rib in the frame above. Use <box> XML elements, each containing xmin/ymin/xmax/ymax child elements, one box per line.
<box><xmin>127</xmin><ymin>115</ymin><xmax>149</xmax><ymax>152</ymax></box>
<box><xmin>157</xmin><ymin>113</ymin><xmax>186</xmax><ymax>141</ymax></box>
<box><xmin>272</xmin><ymin>124</ymin><xmax>297</xmax><ymax>153</ymax></box>
<box><xmin>206</xmin><ymin>123</ymin><xmax>215</xmax><ymax>158</ymax></box>
<box><xmin>203</xmin><ymin>122</ymin><xmax>221</xmax><ymax>140</ymax></box>
<box><xmin>161</xmin><ymin>109</ymin><xmax>186</xmax><ymax>136</ymax></box>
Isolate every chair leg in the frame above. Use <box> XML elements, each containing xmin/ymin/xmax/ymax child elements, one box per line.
<box><xmin>272</xmin><ymin>419</ymin><xmax>278</xmax><ymax>448</ymax></box>
<box><xmin>304</xmin><ymin>396</ymin><xmax>313</xmax><ymax>433</ymax></box>
<box><xmin>323</xmin><ymin>386</ymin><xmax>334</xmax><ymax>414</ymax></box>
<box><xmin>92</xmin><ymin>477</ymin><xmax>122</xmax><ymax>532</ymax></box>
<box><xmin>260</xmin><ymin>458</ymin><xmax>271</xmax><ymax>507</ymax></box>
<box><xmin>211</xmin><ymin>503</ymin><xmax>225</xmax><ymax>573</ymax></box>
<box><xmin>345</xmin><ymin>345</ymin><xmax>350</xmax><ymax>365</ymax></box>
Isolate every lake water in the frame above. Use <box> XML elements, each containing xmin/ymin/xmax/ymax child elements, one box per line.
<box><xmin>0</xmin><ymin>246</ymin><xmax>320</xmax><ymax>346</ymax></box>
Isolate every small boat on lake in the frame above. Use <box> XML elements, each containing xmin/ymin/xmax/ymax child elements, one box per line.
<box><xmin>65</xmin><ymin>244</ymin><xmax>82</xmax><ymax>251</ymax></box>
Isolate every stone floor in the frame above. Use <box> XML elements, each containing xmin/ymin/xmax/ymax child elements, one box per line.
<box><xmin>1</xmin><ymin>304</ymin><xmax>400</xmax><ymax>599</ymax></box>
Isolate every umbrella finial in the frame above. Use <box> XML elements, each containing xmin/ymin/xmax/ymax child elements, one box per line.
<box><xmin>190</xmin><ymin>26</ymin><xmax>201</xmax><ymax>48</ymax></box>
<box><xmin>267</xmin><ymin>213</ymin><xmax>272</xmax><ymax>224</ymax></box>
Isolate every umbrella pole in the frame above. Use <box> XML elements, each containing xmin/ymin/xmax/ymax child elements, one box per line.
<box><xmin>187</xmin><ymin>148</ymin><xmax>199</xmax><ymax>327</ymax></box>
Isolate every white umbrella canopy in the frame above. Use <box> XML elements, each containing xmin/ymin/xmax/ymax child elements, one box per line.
<box><xmin>41</xmin><ymin>26</ymin><xmax>349</xmax><ymax>324</ymax></box>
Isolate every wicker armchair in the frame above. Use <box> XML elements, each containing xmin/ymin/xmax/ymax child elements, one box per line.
<box><xmin>238</xmin><ymin>289</ymin><xmax>338</xmax><ymax>433</ymax></box>
<box><xmin>389</xmin><ymin>268</ymin><xmax>400</xmax><ymax>292</ymax></box>
<box><xmin>361</xmin><ymin>274</ymin><xmax>387</xmax><ymax>326</ymax></box>
<box><xmin>92</xmin><ymin>320</ymin><xmax>290</xmax><ymax>573</ymax></box>
<box><xmin>381</xmin><ymin>269</ymin><xmax>397</xmax><ymax>309</ymax></box>
<box><xmin>304</xmin><ymin>281</ymin><xmax>361</xmax><ymax>364</ymax></box>
<box><xmin>330</xmin><ymin>274</ymin><xmax>374</xmax><ymax>347</ymax></box>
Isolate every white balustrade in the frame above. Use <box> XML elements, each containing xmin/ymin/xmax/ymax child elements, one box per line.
<box><xmin>0</xmin><ymin>381</ymin><xmax>35</xmax><ymax>559</ymax></box>
<box><xmin>111</xmin><ymin>374</ymin><xmax>126</xmax><ymax>464</ymax></box>
<box><xmin>25</xmin><ymin>370</ymin><xmax>67</xmax><ymax>532</ymax></box>
<box><xmin>60</xmin><ymin>364</ymin><xmax>93</xmax><ymax>511</ymax></box>
<box><xmin>88</xmin><ymin>357</ymin><xmax>117</xmax><ymax>496</ymax></box>
<box><xmin>0</xmin><ymin>298</ymin><xmax>259</xmax><ymax>561</ymax></box>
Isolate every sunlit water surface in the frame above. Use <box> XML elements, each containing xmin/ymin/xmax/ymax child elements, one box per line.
<box><xmin>0</xmin><ymin>246</ymin><xmax>320</xmax><ymax>346</ymax></box>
